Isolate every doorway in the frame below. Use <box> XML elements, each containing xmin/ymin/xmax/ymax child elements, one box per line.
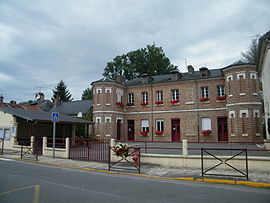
<box><xmin>127</xmin><ymin>120</ymin><xmax>135</xmax><ymax>140</ymax></box>
<box><xmin>171</xmin><ymin>119</ymin><xmax>180</xmax><ymax>141</ymax></box>
<box><xmin>117</xmin><ymin>119</ymin><xmax>122</xmax><ymax>140</ymax></box>
<box><xmin>217</xmin><ymin>117</ymin><xmax>228</xmax><ymax>141</ymax></box>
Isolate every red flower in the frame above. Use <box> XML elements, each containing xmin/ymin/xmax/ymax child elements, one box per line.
<box><xmin>116</xmin><ymin>102</ymin><xmax>124</xmax><ymax>107</ymax></box>
<box><xmin>140</xmin><ymin>102</ymin><xmax>148</xmax><ymax>106</ymax></box>
<box><xmin>216</xmin><ymin>95</ymin><xmax>226</xmax><ymax>100</ymax></box>
<box><xmin>155</xmin><ymin>100</ymin><xmax>163</xmax><ymax>105</ymax></box>
<box><xmin>202</xmin><ymin>130</ymin><xmax>211</xmax><ymax>135</ymax></box>
<box><xmin>170</xmin><ymin>99</ymin><xmax>179</xmax><ymax>104</ymax></box>
<box><xmin>140</xmin><ymin>131</ymin><xmax>148</xmax><ymax>136</ymax></box>
<box><xmin>200</xmin><ymin>97</ymin><xmax>209</xmax><ymax>102</ymax></box>
<box><xmin>155</xmin><ymin>131</ymin><xmax>164</xmax><ymax>135</ymax></box>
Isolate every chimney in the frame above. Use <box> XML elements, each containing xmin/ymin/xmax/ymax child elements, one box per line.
<box><xmin>0</xmin><ymin>95</ymin><xmax>3</xmax><ymax>103</ymax></box>
<box><xmin>116</xmin><ymin>76</ymin><xmax>126</xmax><ymax>83</ymax></box>
<box><xmin>187</xmin><ymin>65</ymin><xmax>194</xmax><ymax>74</ymax></box>
<box><xmin>170</xmin><ymin>70</ymin><xmax>182</xmax><ymax>80</ymax></box>
<box><xmin>36</xmin><ymin>92</ymin><xmax>45</xmax><ymax>104</ymax></box>
<box><xmin>141</xmin><ymin>73</ymin><xmax>153</xmax><ymax>84</ymax></box>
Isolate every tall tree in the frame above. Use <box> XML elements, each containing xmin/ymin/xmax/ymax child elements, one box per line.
<box><xmin>52</xmin><ymin>80</ymin><xmax>73</xmax><ymax>102</ymax></box>
<box><xmin>103</xmin><ymin>44</ymin><xmax>178</xmax><ymax>80</ymax></box>
<box><xmin>81</xmin><ymin>87</ymin><xmax>93</xmax><ymax>100</ymax></box>
<box><xmin>241</xmin><ymin>36</ymin><xmax>259</xmax><ymax>64</ymax></box>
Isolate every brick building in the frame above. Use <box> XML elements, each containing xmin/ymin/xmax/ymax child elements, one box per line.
<box><xmin>91</xmin><ymin>61</ymin><xmax>262</xmax><ymax>142</ymax></box>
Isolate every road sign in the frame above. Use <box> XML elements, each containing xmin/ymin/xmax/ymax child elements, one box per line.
<box><xmin>51</xmin><ymin>112</ymin><xmax>59</xmax><ymax>122</ymax></box>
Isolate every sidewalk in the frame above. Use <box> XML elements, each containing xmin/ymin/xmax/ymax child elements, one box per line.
<box><xmin>1</xmin><ymin>149</ymin><xmax>270</xmax><ymax>185</ymax></box>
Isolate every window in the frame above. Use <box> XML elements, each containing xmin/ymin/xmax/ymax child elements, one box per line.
<box><xmin>201</xmin><ymin>87</ymin><xmax>209</xmax><ymax>98</ymax></box>
<box><xmin>202</xmin><ymin>118</ymin><xmax>211</xmax><ymax>131</ymax></box>
<box><xmin>141</xmin><ymin>92</ymin><xmax>148</xmax><ymax>103</ymax></box>
<box><xmin>217</xmin><ymin>86</ymin><xmax>225</xmax><ymax>97</ymax></box>
<box><xmin>171</xmin><ymin>89</ymin><xmax>179</xmax><ymax>100</ymax></box>
<box><xmin>116</xmin><ymin>90</ymin><xmax>123</xmax><ymax>103</ymax></box>
<box><xmin>141</xmin><ymin>120</ymin><xmax>149</xmax><ymax>132</ymax></box>
<box><xmin>156</xmin><ymin>91</ymin><xmax>163</xmax><ymax>101</ymax></box>
<box><xmin>156</xmin><ymin>119</ymin><xmax>164</xmax><ymax>131</ymax></box>
<box><xmin>128</xmin><ymin>93</ymin><xmax>134</xmax><ymax>104</ymax></box>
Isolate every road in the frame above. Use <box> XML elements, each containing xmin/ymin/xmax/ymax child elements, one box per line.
<box><xmin>0</xmin><ymin>158</ymin><xmax>269</xmax><ymax>203</ymax></box>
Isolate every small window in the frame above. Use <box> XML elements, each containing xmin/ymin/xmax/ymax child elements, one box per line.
<box><xmin>128</xmin><ymin>93</ymin><xmax>134</xmax><ymax>104</ymax></box>
<box><xmin>116</xmin><ymin>90</ymin><xmax>123</xmax><ymax>102</ymax></box>
<box><xmin>141</xmin><ymin>92</ymin><xmax>148</xmax><ymax>103</ymax></box>
<box><xmin>156</xmin><ymin>119</ymin><xmax>164</xmax><ymax>131</ymax></box>
<box><xmin>202</xmin><ymin>118</ymin><xmax>211</xmax><ymax>131</ymax></box>
<box><xmin>141</xmin><ymin>120</ymin><xmax>149</xmax><ymax>132</ymax></box>
<box><xmin>156</xmin><ymin>91</ymin><xmax>163</xmax><ymax>101</ymax></box>
<box><xmin>201</xmin><ymin>87</ymin><xmax>209</xmax><ymax>98</ymax></box>
<box><xmin>171</xmin><ymin>89</ymin><xmax>179</xmax><ymax>100</ymax></box>
<box><xmin>217</xmin><ymin>86</ymin><xmax>225</xmax><ymax>97</ymax></box>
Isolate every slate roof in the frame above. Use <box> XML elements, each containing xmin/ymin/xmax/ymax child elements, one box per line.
<box><xmin>19</xmin><ymin>100</ymin><xmax>54</xmax><ymax>112</ymax></box>
<box><xmin>123</xmin><ymin>69</ymin><xmax>223</xmax><ymax>86</ymax></box>
<box><xmin>91</xmin><ymin>77</ymin><xmax>117</xmax><ymax>85</ymax></box>
<box><xmin>0</xmin><ymin>107</ymin><xmax>91</xmax><ymax>124</ymax></box>
<box><xmin>50</xmin><ymin>100</ymin><xmax>92</xmax><ymax>116</ymax></box>
<box><xmin>223</xmin><ymin>60</ymin><xmax>255</xmax><ymax>69</ymax></box>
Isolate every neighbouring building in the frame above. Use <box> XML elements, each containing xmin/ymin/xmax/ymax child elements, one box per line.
<box><xmin>258</xmin><ymin>30</ymin><xmax>270</xmax><ymax>140</ymax></box>
<box><xmin>91</xmin><ymin>61</ymin><xmax>262</xmax><ymax>142</ymax></box>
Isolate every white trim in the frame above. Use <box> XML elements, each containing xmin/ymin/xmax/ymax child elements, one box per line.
<box><xmin>93</xmin><ymin>107</ymin><xmax>227</xmax><ymax>115</ymax></box>
<box><xmin>105</xmin><ymin>103</ymin><xmax>111</xmax><ymax>106</ymax></box>
<box><xmin>237</xmin><ymin>72</ymin><xmax>246</xmax><ymax>79</ymax></box>
<box><xmin>226</xmin><ymin>74</ymin><xmax>233</xmax><ymax>82</ymax></box>
<box><xmin>96</xmin><ymin>88</ymin><xmax>102</xmax><ymax>93</ymax></box>
<box><xmin>239</xmin><ymin>93</ymin><xmax>246</xmax><ymax>96</ymax></box>
<box><xmin>226</xmin><ymin>102</ymin><xmax>262</xmax><ymax>107</ymax></box>
<box><xmin>95</xmin><ymin>117</ymin><xmax>102</xmax><ymax>123</ymax></box>
<box><xmin>185</xmin><ymin>102</ymin><xmax>194</xmax><ymax>105</ymax></box>
<box><xmin>116</xmin><ymin>117</ymin><xmax>123</xmax><ymax>123</ymax></box>
<box><xmin>256</xmin><ymin>133</ymin><xmax>261</xmax><ymax>136</ymax></box>
<box><xmin>230</xmin><ymin>134</ymin><xmax>235</xmax><ymax>137</ymax></box>
<box><xmin>242</xmin><ymin>133</ymin><xmax>248</xmax><ymax>137</ymax></box>
<box><xmin>229</xmin><ymin>110</ymin><xmax>235</xmax><ymax>118</ymax></box>
<box><xmin>105</xmin><ymin>117</ymin><xmax>111</xmax><ymax>123</ymax></box>
<box><xmin>253</xmin><ymin>93</ymin><xmax>258</xmax><ymax>96</ymax></box>
<box><xmin>105</xmin><ymin>134</ymin><xmax>111</xmax><ymax>137</ymax></box>
<box><xmin>253</xmin><ymin>109</ymin><xmax>260</xmax><ymax>117</ymax></box>
<box><xmin>228</xmin><ymin>94</ymin><xmax>233</xmax><ymax>97</ymax></box>
<box><xmin>105</xmin><ymin>87</ymin><xmax>112</xmax><ymax>93</ymax></box>
<box><xmin>250</xmin><ymin>73</ymin><xmax>257</xmax><ymax>79</ymax></box>
<box><xmin>239</xmin><ymin>110</ymin><xmax>249</xmax><ymax>118</ymax></box>
<box><xmin>96</xmin><ymin>134</ymin><xmax>101</xmax><ymax>137</ymax></box>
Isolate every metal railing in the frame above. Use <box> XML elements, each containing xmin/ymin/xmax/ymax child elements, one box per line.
<box><xmin>0</xmin><ymin>138</ymin><xmax>4</xmax><ymax>155</ymax></box>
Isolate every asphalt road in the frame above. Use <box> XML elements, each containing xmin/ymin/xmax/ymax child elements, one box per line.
<box><xmin>0</xmin><ymin>158</ymin><xmax>269</xmax><ymax>203</ymax></box>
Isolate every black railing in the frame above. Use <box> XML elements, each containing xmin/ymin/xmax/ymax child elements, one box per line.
<box><xmin>0</xmin><ymin>138</ymin><xmax>4</xmax><ymax>155</ymax></box>
<box><xmin>201</xmin><ymin>148</ymin><xmax>248</xmax><ymax>180</ymax></box>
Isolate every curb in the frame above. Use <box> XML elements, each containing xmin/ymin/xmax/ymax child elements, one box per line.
<box><xmin>1</xmin><ymin>156</ymin><xmax>270</xmax><ymax>188</ymax></box>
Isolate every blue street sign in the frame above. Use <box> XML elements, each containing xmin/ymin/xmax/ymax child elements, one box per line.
<box><xmin>51</xmin><ymin>112</ymin><xmax>59</xmax><ymax>122</ymax></box>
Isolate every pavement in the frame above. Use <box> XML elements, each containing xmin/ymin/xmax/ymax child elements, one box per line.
<box><xmin>1</xmin><ymin>149</ymin><xmax>270</xmax><ymax>187</ymax></box>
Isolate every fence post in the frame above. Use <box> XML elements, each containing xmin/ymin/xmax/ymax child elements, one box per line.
<box><xmin>30</xmin><ymin>136</ymin><xmax>34</xmax><ymax>148</ymax></box>
<box><xmin>182</xmin><ymin>139</ymin><xmax>188</xmax><ymax>156</ymax></box>
<box><xmin>42</xmin><ymin>137</ymin><xmax>47</xmax><ymax>155</ymax></box>
<box><xmin>65</xmin><ymin>137</ymin><xmax>70</xmax><ymax>159</ymax></box>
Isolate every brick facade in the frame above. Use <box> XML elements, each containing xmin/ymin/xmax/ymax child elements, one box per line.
<box><xmin>92</xmin><ymin>63</ymin><xmax>262</xmax><ymax>142</ymax></box>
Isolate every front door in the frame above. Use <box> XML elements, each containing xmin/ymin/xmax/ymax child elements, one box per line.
<box><xmin>218</xmin><ymin>117</ymin><xmax>228</xmax><ymax>141</ymax></box>
<box><xmin>117</xmin><ymin>119</ymin><xmax>122</xmax><ymax>140</ymax></box>
<box><xmin>127</xmin><ymin>120</ymin><xmax>135</xmax><ymax>141</ymax></box>
<box><xmin>171</xmin><ymin>119</ymin><xmax>180</xmax><ymax>141</ymax></box>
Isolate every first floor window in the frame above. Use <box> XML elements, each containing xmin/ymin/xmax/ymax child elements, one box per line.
<box><xmin>116</xmin><ymin>90</ymin><xmax>123</xmax><ymax>102</ymax></box>
<box><xmin>156</xmin><ymin>91</ymin><xmax>163</xmax><ymax>101</ymax></box>
<box><xmin>201</xmin><ymin>87</ymin><xmax>209</xmax><ymax>98</ymax></box>
<box><xmin>128</xmin><ymin>93</ymin><xmax>134</xmax><ymax>104</ymax></box>
<box><xmin>201</xmin><ymin>117</ymin><xmax>211</xmax><ymax>131</ymax></box>
<box><xmin>217</xmin><ymin>86</ymin><xmax>225</xmax><ymax>97</ymax></box>
<box><xmin>171</xmin><ymin>89</ymin><xmax>179</xmax><ymax>100</ymax></box>
<box><xmin>141</xmin><ymin>120</ymin><xmax>149</xmax><ymax>132</ymax></box>
<box><xmin>141</xmin><ymin>92</ymin><xmax>148</xmax><ymax>103</ymax></box>
<box><xmin>156</xmin><ymin>119</ymin><xmax>164</xmax><ymax>131</ymax></box>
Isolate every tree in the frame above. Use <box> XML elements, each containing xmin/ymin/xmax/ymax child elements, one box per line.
<box><xmin>52</xmin><ymin>80</ymin><xmax>73</xmax><ymax>102</ymax></box>
<box><xmin>241</xmin><ymin>36</ymin><xmax>259</xmax><ymax>64</ymax></box>
<box><xmin>103</xmin><ymin>44</ymin><xmax>178</xmax><ymax>80</ymax></box>
<box><xmin>81</xmin><ymin>87</ymin><xmax>93</xmax><ymax>100</ymax></box>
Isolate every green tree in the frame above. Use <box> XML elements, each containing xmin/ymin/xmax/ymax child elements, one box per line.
<box><xmin>81</xmin><ymin>87</ymin><xmax>93</xmax><ymax>100</ymax></box>
<box><xmin>103</xmin><ymin>44</ymin><xmax>178</xmax><ymax>80</ymax></box>
<box><xmin>241</xmin><ymin>36</ymin><xmax>259</xmax><ymax>64</ymax></box>
<box><xmin>52</xmin><ymin>80</ymin><xmax>73</xmax><ymax>102</ymax></box>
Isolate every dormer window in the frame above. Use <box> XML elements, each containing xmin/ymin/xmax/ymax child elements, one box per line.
<box><xmin>199</xmin><ymin>67</ymin><xmax>210</xmax><ymax>77</ymax></box>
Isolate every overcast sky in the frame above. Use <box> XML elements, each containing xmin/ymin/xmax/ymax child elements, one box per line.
<box><xmin>0</xmin><ymin>0</ymin><xmax>269</xmax><ymax>103</ymax></box>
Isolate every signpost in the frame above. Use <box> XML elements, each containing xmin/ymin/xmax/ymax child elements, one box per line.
<box><xmin>51</xmin><ymin>112</ymin><xmax>59</xmax><ymax>158</ymax></box>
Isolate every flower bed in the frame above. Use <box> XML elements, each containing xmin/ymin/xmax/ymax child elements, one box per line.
<box><xmin>140</xmin><ymin>131</ymin><xmax>148</xmax><ymax>136</ymax></box>
<box><xmin>116</xmin><ymin>102</ymin><xmax>124</xmax><ymax>107</ymax></box>
<box><xmin>216</xmin><ymin>96</ymin><xmax>226</xmax><ymax>100</ymax></box>
<box><xmin>112</xmin><ymin>143</ymin><xmax>130</xmax><ymax>157</ymax></box>
<box><xmin>202</xmin><ymin>130</ymin><xmax>211</xmax><ymax>135</ymax></box>
<box><xmin>126</xmin><ymin>103</ymin><xmax>134</xmax><ymax>106</ymax></box>
<box><xmin>200</xmin><ymin>97</ymin><xmax>209</xmax><ymax>102</ymax></box>
<box><xmin>155</xmin><ymin>100</ymin><xmax>163</xmax><ymax>105</ymax></box>
<box><xmin>155</xmin><ymin>131</ymin><xmax>164</xmax><ymax>135</ymax></box>
<box><xmin>140</xmin><ymin>102</ymin><xmax>149</xmax><ymax>106</ymax></box>
<box><xmin>170</xmin><ymin>99</ymin><xmax>179</xmax><ymax>104</ymax></box>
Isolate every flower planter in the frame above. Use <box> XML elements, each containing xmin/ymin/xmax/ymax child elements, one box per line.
<box><xmin>200</xmin><ymin>97</ymin><xmax>209</xmax><ymax>102</ymax></box>
<box><xmin>202</xmin><ymin>130</ymin><xmax>211</xmax><ymax>135</ymax></box>
<box><xmin>170</xmin><ymin>99</ymin><xmax>179</xmax><ymax>104</ymax></box>
<box><xmin>155</xmin><ymin>100</ymin><xmax>163</xmax><ymax>105</ymax></box>
<box><xmin>116</xmin><ymin>102</ymin><xmax>124</xmax><ymax>107</ymax></box>
<box><xmin>140</xmin><ymin>131</ymin><xmax>148</xmax><ymax>136</ymax></box>
<box><xmin>155</xmin><ymin>131</ymin><xmax>164</xmax><ymax>135</ymax></box>
<box><xmin>216</xmin><ymin>96</ymin><xmax>226</xmax><ymax>101</ymax></box>
<box><xmin>140</xmin><ymin>102</ymin><xmax>148</xmax><ymax>106</ymax></box>
<box><xmin>112</xmin><ymin>143</ymin><xmax>130</xmax><ymax>157</ymax></box>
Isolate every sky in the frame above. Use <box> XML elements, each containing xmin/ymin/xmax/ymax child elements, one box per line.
<box><xmin>0</xmin><ymin>0</ymin><xmax>269</xmax><ymax>103</ymax></box>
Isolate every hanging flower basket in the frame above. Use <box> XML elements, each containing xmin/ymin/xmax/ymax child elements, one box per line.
<box><xmin>216</xmin><ymin>96</ymin><xmax>226</xmax><ymax>100</ymax></box>
<box><xmin>200</xmin><ymin>97</ymin><xmax>209</xmax><ymax>102</ymax></box>
<box><xmin>155</xmin><ymin>131</ymin><xmax>164</xmax><ymax>135</ymax></box>
<box><xmin>202</xmin><ymin>130</ymin><xmax>211</xmax><ymax>135</ymax></box>
<box><xmin>155</xmin><ymin>100</ymin><xmax>163</xmax><ymax>105</ymax></box>
<box><xmin>116</xmin><ymin>102</ymin><xmax>124</xmax><ymax>107</ymax></box>
<box><xmin>170</xmin><ymin>99</ymin><xmax>179</xmax><ymax>104</ymax></box>
<box><xmin>140</xmin><ymin>102</ymin><xmax>148</xmax><ymax>106</ymax></box>
<box><xmin>140</xmin><ymin>131</ymin><xmax>148</xmax><ymax>136</ymax></box>
<box><xmin>126</xmin><ymin>103</ymin><xmax>134</xmax><ymax>106</ymax></box>
<box><xmin>112</xmin><ymin>143</ymin><xmax>131</xmax><ymax>157</ymax></box>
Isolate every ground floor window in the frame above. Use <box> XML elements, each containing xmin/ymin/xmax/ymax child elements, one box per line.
<box><xmin>141</xmin><ymin>120</ymin><xmax>149</xmax><ymax>132</ymax></box>
<box><xmin>201</xmin><ymin>117</ymin><xmax>211</xmax><ymax>131</ymax></box>
<box><xmin>156</xmin><ymin>119</ymin><xmax>164</xmax><ymax>131</ymax></box>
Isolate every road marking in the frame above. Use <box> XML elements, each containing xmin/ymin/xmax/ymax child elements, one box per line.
<box><xmin>0</xmin><ymin>185</ymin><xmax>40</xmax><ymax>203</ymax></box>
<box><xmin>0</xmin><ymin>158</ymin><xmax>14</xmax><ymax>161</ymax></box>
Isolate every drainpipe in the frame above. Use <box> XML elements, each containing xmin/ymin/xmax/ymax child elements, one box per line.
<box><xmin>151</xmin><ymin>83</ymin><xmax>154</xmax><ymax>141</ymax></box>
<box><xmin>195</xmin><ymin>80</ymin><xmax>200</xmax><ymax>142</ymax></box>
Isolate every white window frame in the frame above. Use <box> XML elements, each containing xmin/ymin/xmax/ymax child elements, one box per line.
<box><xmin>201</xmin><ymin>117</ymin><xmax>211</xmax><ymax>131</ymax></box>
<box><xmin>105</xmin><ymin>87</ymin><xmax>112</xmax><ymax>93</ymax></box>
<box><xmin>156</xmin><ymin>119</ymin><xmax>164</xmax><ymax>131</ymax></box>
<box><xmin>217</xmin><ymin>85</ymin><xmax>225</xmax><ymax>97</ymax></box>
<box><xmin>96</xmin><ymin>88</ymin><xmax>102</xmax><ymax>94</ymax></box>
<box><xmin>201</xmin><ymin>87</ymin><xmax>209</xmax><ymax>98</ymax></box>
<box><xmin>128</xmin><ymin>93</ymin><xmax>134</xmax><ymax>104</ymax></box>
<box><xmin>116</xmin><ymin>89</ymin><xmax>123</xmax><ymax>103</ymax></box>
<box><xmin>156</xmin><ymin>91</ymin><xmax>163</xmax><ymax>101</ymax></box>
<box><xmin>239</xmin><ymin>110</ymin><xmax>249</xmax><ymax>118</ymax></box>
<box><xmin>226</xmin><ymin>75</ymin><xmax>233</xmax><ymax>82</ymax></box>
<box><xmin>250</xmin><ymin>72</ymin><xmax>257</xmax><ymax>79</ymax></box>
<box><xmin>229</xmin><ymin>111</ymin><xmax>236</xmax><ymax>118</ymax></box>
<box><xmin>171</xmin><ymin>89</ymin><xmax>179</xmax><ymax>100</ymax></box>
<box><xmin>95</xmin><ymin>117</ymin><xmax>102</xmax><ymax>123</ymax></box>
<box><xmin>105</xmin><ymin>117</ymin><xmax>111</xmax><ymax>123</ymax></box>
<box><xmin>141</xmin><ymin>92</ymin><xmax>148</xmax><ymax>103</ymax></box>
<box><xmin>141</xmin><ymin>120</ymin><xmax>149</xmax><ymax>132</ymax></box>
<box><xmin>237</xmin><ymin>72</ymin><xmax>246</xmax><ymax>80</ymax></box>
<box><xmin>253</xmin><ymin>110</ymin><xmax>260</xmax><ymax>118</ymax></box>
